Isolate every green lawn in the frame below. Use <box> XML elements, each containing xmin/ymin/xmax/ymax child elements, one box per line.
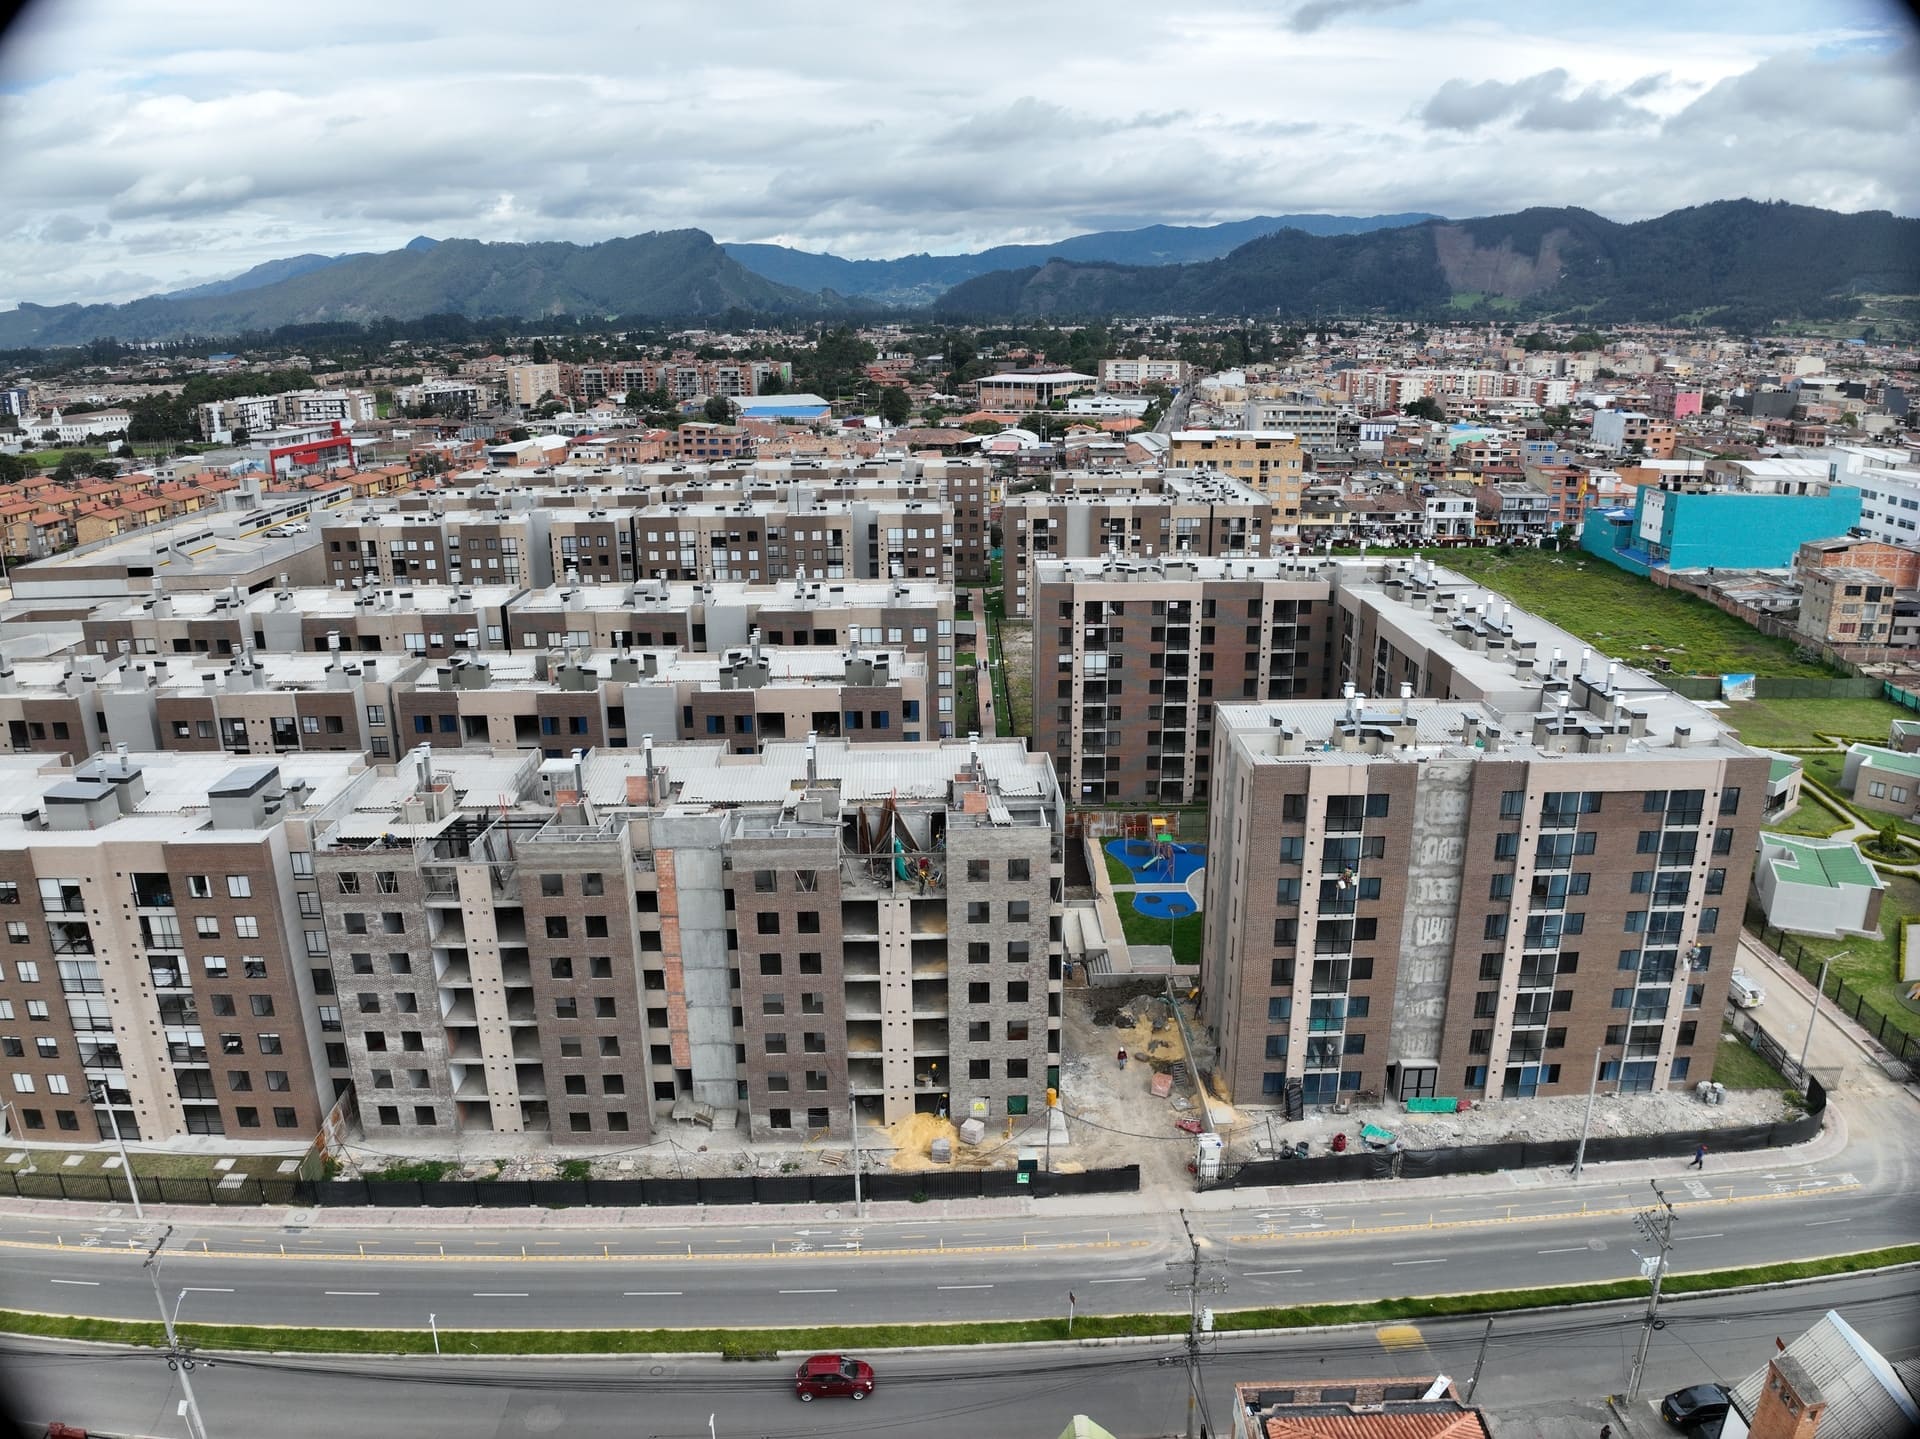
<box><xmin>1440</xmin><ymin>550</ymin><xmax>1835</xmax><ymax>678</ymax></box>
<box><xmin>1761</xmin><ymin>792</ymin><xmax>1852</xmax><ymax>838</ymax></box>
<box><xmin>1722</xmin><ymin>696</ymin><xmax>1910</xmax><ymax>750</ymax></box>
<box><xmin>1714</xmin><ymin>1026</ymin><xmax>1796</xmax><ymax>1091</ymax></box>
<box><xmin>1802</xmin><ymin>752</ymin><xmax>1920</xmax><ymax>841</ymax></box>
<box><xmin>0</xmin><ymin>1147</ymin><xmax>307</xmax><ymax>1183</ymax></box>
<box><xmin>1754</xmin><ymin>872</ymin><xmax>1920</xmax><ymax>1044</ymax></box>
<box><xmin>1113</xmin><ymin>895</ymin><xmax>1203</xmax><ymax>964</ymax></box>
<box><xmin>1104</xmin><ymin>850</ymin><xmax>1135</xmax><ymax>887</ymax></box>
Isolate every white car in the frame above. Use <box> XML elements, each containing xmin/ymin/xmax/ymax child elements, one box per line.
<box><xmin>1728</xmin><ymin>969</ymin><xmax>1765</xmax><ymax>1008</ymax></box>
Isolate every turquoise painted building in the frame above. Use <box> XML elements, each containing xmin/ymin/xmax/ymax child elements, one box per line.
<box><xmin>1581</xmin><ymin>483</ymin><xmax>1860</xmax><ymax>575</ymax></box>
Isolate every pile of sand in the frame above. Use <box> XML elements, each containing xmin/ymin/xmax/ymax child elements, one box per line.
<box><xmin>882</xmin><ymin>1111</ymin><xmax>960</xmax><ymax>1171</ymax></box>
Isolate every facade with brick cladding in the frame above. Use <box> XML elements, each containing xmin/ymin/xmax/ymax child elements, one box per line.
<box><xmin>1203</xmin><ymin>683</ymin><xmax>1768</xmax><ymax>1111</ymax></box>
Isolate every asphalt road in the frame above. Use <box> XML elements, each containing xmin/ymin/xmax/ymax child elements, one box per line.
<box><xmin>6</xmin><ymin>1270</ymin><xmax>1914</xmax><ymax>1439</ymax></box>
<box><xmin>0</xmin><ymin>1152</ymin><xmax>1906</xmax><ymax>1334</ymax></box>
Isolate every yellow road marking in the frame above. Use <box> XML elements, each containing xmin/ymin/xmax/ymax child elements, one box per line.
<box><xmin>1376</xmin><ymin>1323</ymin><xmax>1424</xmax><ymax>1351</ymax></box>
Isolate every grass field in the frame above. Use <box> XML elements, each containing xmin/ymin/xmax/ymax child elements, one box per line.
<box><xmin>1722</xmin><ymin>696</ymin><xmax>1911</xmax><ymax>750</ymax></box>
<box><xmin>1761</xmin><ymin>791</ymin><xmax>1852</xmax><ymax>838</ymax></box>
<box><xmin>1714</xmin><ymin>1026</ymin><xmax>1795</xmax><ymax>1091</ymax></box>
<box><xmin>1802</xmin><ymin>752</ymin><xmax>1920</xmax><ymax>841</ymax></box>
<box><xmin>1113</xmin><ymin>894</ymin><xmax>1203</xmax><ymax>964</ymax></box>
<box><xmin>1756</xmin><ymin>872</ymin><xmax>1920</xmax><ymax>1045</ymax></box>
<box><xmin>0</xmin><ymin>1146</ymin><xmax>304</xmax><ymax>1183</ymax></box>
<box><xmin>1441</xmin><ymin>550</ymin><xmax>1834</xmax><ymax>678</ymax></box>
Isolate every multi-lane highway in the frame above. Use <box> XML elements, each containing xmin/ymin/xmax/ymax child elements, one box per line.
<box><xmin>4</xmin><ymin>1270</ymin><xmax>1915</xmax><ymax>1439</ymax></box>
<box><xmin>0</xmin><ymin>1153</ymin><xmax>1903</xmax><ymax>1334</ymax></box>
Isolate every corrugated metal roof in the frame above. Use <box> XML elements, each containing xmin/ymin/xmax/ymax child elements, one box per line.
<box><xmin>1730</xmin><ymin>1310</ymin><xmax>1920</xmax><ymax>1437</ymax></box>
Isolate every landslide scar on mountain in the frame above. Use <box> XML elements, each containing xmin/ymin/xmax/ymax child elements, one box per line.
<box><xmin>1432</xmin><ymin>224</ymin><xmax>1569</xmax><ymax>299</ymax></box>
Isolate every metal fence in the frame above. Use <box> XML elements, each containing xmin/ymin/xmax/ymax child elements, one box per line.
<box><xmin>1752</xmin><ymin>923</ymin><xmax>1920</xmax><ymax>1069</ymax></box>
<box><xmin>0</xmin><ymin>1163</ymin><xmax>1140</xmax><ymax>1209</ymax></box>
<box><xmin>1208</xmin><ymin>1099</ymin><xmax>1824</xmax><ymax>1191</ymax></box>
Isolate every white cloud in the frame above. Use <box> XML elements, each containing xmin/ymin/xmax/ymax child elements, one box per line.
<box><xmin>0</xmin><ymin>0</ymin><xmax>1911</xmax><ymax>308</ymax></box>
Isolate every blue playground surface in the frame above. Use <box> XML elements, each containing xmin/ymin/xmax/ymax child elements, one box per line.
<box><xmin>1132</xmin><ymin>891</ymin><xmax>1197</xmax><ymax>920</ymax></box>
<box><xmin>1105</xmin><ymin>837</ymin><xmax>1206</xmax><ymax>885</ymax></box>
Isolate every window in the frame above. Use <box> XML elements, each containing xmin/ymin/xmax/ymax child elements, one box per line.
<box><xmin>196</xmin><ymin>916</ymin><xmax>220</xmax><ymax>938</ymax></box>
<box><xmin>226</xmin><ymin>875</ymin><xmax>251</xmax><ymax>898</ymax></box>
<box><xmin>545</xmin><ymin>916</ymin><xmax>568</xmax><ymax>939</ymax></box>
<box><xmin>1007</xmin><ymin>859</ymin><xmax>1031</xmax><ymax>881</ymax></box>
<box><xmin>1718</xmin><ymin>787</ymin><xmax>1740</xmax><ymax>815</ymax></box>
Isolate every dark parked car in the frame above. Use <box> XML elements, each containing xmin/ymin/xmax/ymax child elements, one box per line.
<box><xmin>1661</xmin><ymin>1383</ymin><xmax>1731</xmax><ymax>1428</ymax></box>
<box><xmin>794</xmin><ymin>1353</ymin><xmax>876</xmax><ymax>1401</ymax></box>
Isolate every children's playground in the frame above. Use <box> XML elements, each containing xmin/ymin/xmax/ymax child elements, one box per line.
<box><xmin>1104</xmin><ymin>835</ymin><xmax>1207</xmax><ymax>923</ymax></box>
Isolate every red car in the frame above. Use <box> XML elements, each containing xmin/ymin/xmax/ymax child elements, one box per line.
<box><xmin>794</xmin><ymin>1353</ymin><xmax>876</xmax><ymax>1402</ymax></box>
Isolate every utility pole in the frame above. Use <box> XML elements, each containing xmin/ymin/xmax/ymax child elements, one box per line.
<box><xmin>1571</xmin><ymin>1045</ymin><xmax>1607</xmax><ymax>1181</ymax></box>
<box><xmin>95</xmin><ymin>1081</ymin><xmax>143</xmax><ymax>1219</ymax></box>
<box><xmin>849</xmin><ymin>1096</ymin><xmax>863</xmax><ymax>1219</ymax></box>
<box><xmin>1167</xmin><ymin>1211</ymin><xmax>1227</xmax><ymax>1439</ymax></box>
<box><xmin>1626</xmin><ymin>1181</ymin><xmax>1676</xmax><ymax>1402</ymax></box>
<box><xmin>1464</xmin><ymin>1318</ymin><xmax>1494</xmax><ymax>1402</ymax></box>
<box><xmin>1797</xmin><ymin>949</ymin><xmax>1847</xmax><ymax>1074</ymax></box>
<box><xmin>145</xmin><ymin>1227</ymin><xmax>211</xmax><ymax>1439</ymax></box>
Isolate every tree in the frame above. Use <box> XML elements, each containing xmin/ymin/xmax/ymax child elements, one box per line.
<box><xmin>231</xmin><ymin>427</ymin><xmax>249</xmax><ymax>446</ymax></box>
<box><xmin>0</xmin><ymin>453</ymin><xmax>24</xmax><ymax>485</ymax></box>
<box><xmin>703</xmin><ymin>396</ymin><xmax>736</xmax><ymax>424</ymax></box>
<box><xmin>531</xmin><ymin>339</ymin><xmax>550</xmax><ymax>365</ymax></box>
<box><xmin>1402</xmin><ymin>396</ymin><xmax>1445</xmax><ymax>422</ymax></box>
<box><xmin>506</xmin><ymin>426</ymin><xmax>531</xmax><ymax>442</ymax></box>
<box><xmin>877</xmin><ymin>387</ymin><xmax>912</xmax><ymax>426</ymax></box>
<box><xmin>89</xmin><ymin>460</ymin><xmax>119</xmax><ymax>480</ymax></box>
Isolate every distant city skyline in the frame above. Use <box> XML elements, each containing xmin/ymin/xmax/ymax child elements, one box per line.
<box><xmin>0</xmin><ymin>0</ymin><xmax>1914</xmax><ymax>309</ymax></box>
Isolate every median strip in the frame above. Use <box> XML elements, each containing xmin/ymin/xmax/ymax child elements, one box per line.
<box><xmin>5</xmin><ymin>1244</ymin><xmax>1913</xmax><ymax>1358</ymax></box>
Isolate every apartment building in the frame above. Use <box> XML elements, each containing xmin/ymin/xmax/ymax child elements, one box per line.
<box><xmin>388</xmin><ymin>642</ymin><xmax>931</xmax><ymax>756</ymax></box>
<box><xmin>1796</xmin><ymin>567</ymin><xmax>1902</xmax><ymax>650</ymax></box>
<box><xmin>504</xmin><ymin>364</ymin><xmax>563</xmax><ymax>408</ymax></box>
<box><xmin>195</xmin><ymin>389</ymin><xmax>375</xmax><ymax>439</ymax></box>
<box><xmin>1242</xmin><ymin>397</ymin><xmax>1341</xmax><ymax>453</ymax></box>
<box><xmin>391</xmin><ymin>379</ymin><xmax>488</xmax><ymax>416</ymax></box>
<box><xmin>575</xmin><ymin>358</ymin><xmax>789</xmax><ymax>404</ymax></box>
<box><xmin>1167</xmin><ymin>431</ymin><xmax>1307</xmax><ymax>527</ymax></box>
<box><xmin>317</xmin><ymin>509</ymin><xmax>553</xmax><ymax>587</ymax></box>
<box><xmin>1100</xmin><ymin>357</ymin><xmax>1192</xmax><ymax>391</ymax></box>
<box><xmin>973</xmin><ymin>370</ymin><xmax>1096</xmax><ymax>410</ymax></box>
<box><xmin>1003</xmin><ymin>473</ymin><xmax>1276</xmax><ymax>617</ymax></box>
<box><xmin>1203</xmin><ymin>683</ymin><xmax>1767</xmax><ymax>1110</ymax></box>
<box><xmin>1031</xmin><ymin>557</ymin><xmax>1336</xmax><ymax>804</ymax></box>
<box><xmin>82</xmin><ymin>580</ymin><xmax>522</xmax><ymax>662</ymax></box>
<box><xmin>0</xmin><ymin>750</ymin><xmax>362</xmax><ymax>1143</ymax></box>
<box><xmin>630</xmin><ymin>495</ymin><xmax>954</xmax><ymax>586</ymax></box>
<box><xmin>313</xmin><ymin>736</ymin><xmax>1064</xmax><ymax>1145</ymax></box>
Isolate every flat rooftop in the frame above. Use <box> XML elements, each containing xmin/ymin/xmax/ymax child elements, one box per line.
<box><xmin>0</xmin><ymin>749</ymin><xmax>367</xmax><ymax>838</ymax></box>
<box><xmin>410</xmin><ymin>646</ymin><xmax>925</xmax><ymax>687</ymax></box>
<box><xmin>511</xmin><ymin>577</ymin><xmax>951</xmax><ymax>612</ymax></box>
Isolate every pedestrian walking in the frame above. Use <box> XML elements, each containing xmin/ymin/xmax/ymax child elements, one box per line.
<box><xmin>1689</xmin><ymin>1142</ymin><xmax>1706</xmax><ymax>1169</ymax></box>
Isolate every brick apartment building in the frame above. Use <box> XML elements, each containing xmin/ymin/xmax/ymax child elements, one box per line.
<box><xmin>1202</xmin><ymin>667</ymin><xmax>1767</xmax><ymax>1110</ymax></box>
<box><xmin>1</xmin><ymin>737</ymin><xmax>1065</xmax><ymax>1147</ymax></box>
<box><xmin>1166</xmin><ymin>430</ymin><xmax>1307</xmax><ymax>528</ymax></box>
<box><xmin>1004</xmin><ymin>473</ymin><xmax>1278</xmax><ymax>617</ymax></box>
<box><xmin>1032</xmin><ymin>557</ymin><xmax>1337</xmax><ymax>804</ymax></box>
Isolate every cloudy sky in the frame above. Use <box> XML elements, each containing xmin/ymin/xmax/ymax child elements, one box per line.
<box><xmin>0</xmin><ymin>0</ymin><xmax>1915</xmax><ymax>309</ymax></box>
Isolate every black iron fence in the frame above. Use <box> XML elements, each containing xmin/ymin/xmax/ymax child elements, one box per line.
<box><xmin>0</xmin><ymin>1163</ymin><xmax>1139</xmax><ymax>1209</ymax></box>
<box><xmin>1208</xmin><ymin>1090</ymin><xmax>1825</xmax><ymax>1191</ymax></box>
<box><xmin>1752</xmin><ymin>923</ymin><xmax>1920</xmax><ymax>1070</ymax></box>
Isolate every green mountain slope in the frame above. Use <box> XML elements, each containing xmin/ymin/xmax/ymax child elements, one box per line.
<box><xmin>930</xmin><ymin>201</ymin><xmax>1920</xmax><ymax>325</ymax></box>
<box><xmin>0</xmin><ymin>231</ymin><xmax>825</xmax><ymax>346</ymax></box>
<box><xmin>722</xmin><ymin>212</ymin><xmax>1440</xmax><ymax>303</ymax></box>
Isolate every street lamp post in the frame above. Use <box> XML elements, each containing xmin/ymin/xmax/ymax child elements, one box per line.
<box><xmin>145</xmin><ymin>1228</ymin><xmax>211</xmax><ymax>1439</ymax></box>
<box><xmin>1571</xmin><ymin>1045</ymin><xmax>1609</xmax><ymax>1181</ymax></box>
<box><xmin>93</xmin><ymin>1082</ymin><xmax>143</xmax><ymax>1219</ymax></box>
<box><xmin>1797</xmin><ymin>950</ymin><xmax>1848</xmax><ymax>1075</ymax></box>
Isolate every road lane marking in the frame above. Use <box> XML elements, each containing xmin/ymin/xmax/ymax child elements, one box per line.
<box><xmin>1805</xmin><ymin>1218</ymin><xmax>1852</xmax><ymax>1226</ymax></box>
<box><xmin>49</xmin><ymin>1279</ymin><xmax>99</xmax><ymax>1286</ymax></box>
<box><xmin>180</xmin><ymin>1286</ymin><xmax>234</xmax><ymax>1293</ymax></box>
<box><xmin>1244</xmin><ymin>1269</ymin><xmax>1303</xmax><ymax>1277</ymax></box>
<box><xmin>779</xmin><ymin>1288</ymin><xmax>837</xmax><ymax>1294</ymax></box>
<box><xmin>324</xmin><ymin>1291</ymin><xmax>380</xmax><ymax>1296</ymax></box>
<box><xmin>936</xmin><ymin>1284</ymin><xmax>992</xmax><ymax>1290</ymax></box>
<box><xmin>1376</xmin><ymin>1323</ymin><xmax>1424</xmax><ymax>1351</ymax></box>
<box><xmin>1675</xmin><ymin>1234</ymin><xmax>1725</xmax><ymax>1242</ymax></box>
<box><xmin>1089</xmin><ymin>1276</ymin><xmax>1146</xmax><ymax>1283</ymax></box>
<box><xmin>473</xmin><ymin>1291</ymin><xmax>528</xmax><ymax>1297</ymax></box>
<box><xmin>624</xmin><ymin>1291</ymin><xmax>683</xmax><ymax>1297</ymax></box>
<box><xmin>1392</xmin><ymin>1259</ymin><xmax>1446</xmax><ymax>1266</ymax></box>
<box><xmin>1537</xmin><ymin>1247</ymin><xmax>1588</xmax><ymax>1254</ymax></box>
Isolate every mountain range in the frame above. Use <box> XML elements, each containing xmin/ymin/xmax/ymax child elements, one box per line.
<box><xmin>720</xmin><ymin>212</ymin><xmax>1440</xmax><ymax>305</ymax></box>
<box><xmin>0</xmin><ymin>201</ymin><xmax>1910</xmax><ymax>346</ymax></box>
<box><xmin>932</xmin><ymin>201</ymin><xmax>1920</xmax><ymax>327</ymax></box>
